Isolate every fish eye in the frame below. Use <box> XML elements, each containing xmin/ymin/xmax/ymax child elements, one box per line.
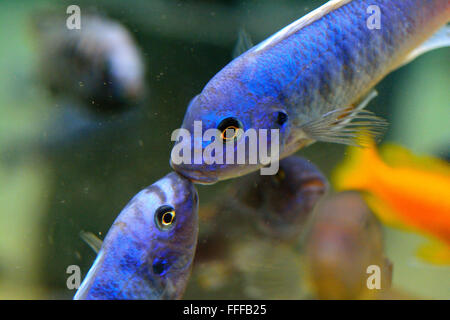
<box><xmin>217</xmin><ymin>117</ymin><xmax>243</xmax><ymax>141</ymax></box>
<box><xmin>155</xmin><ymin>205</ymin><xmax>176</xmax><ymax>230</ymax></box>
<box><xmin>276</xmin><ymin>111</ymin><xmax>288</xmax><ymax>126</ymax></box>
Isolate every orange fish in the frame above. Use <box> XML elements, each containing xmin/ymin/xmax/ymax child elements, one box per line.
<box><xmin>332</xmin><ymin>140</ymin><xmax>450</xmax><ymax>265</ymax></box>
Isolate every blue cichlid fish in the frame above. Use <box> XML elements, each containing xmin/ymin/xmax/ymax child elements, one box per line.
<box><xmin>171</xmin><ymin>0</ymin><xmax>450</xmax><ymax>184</ymax></box>
<box><xmin>74</xmin><ymin>172</ymin><xmax>199</xmax><ymax>300</ymax></box>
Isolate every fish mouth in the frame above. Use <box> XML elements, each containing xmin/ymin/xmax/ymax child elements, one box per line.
<box><xmin>169</xmin><ymin>160</ymin><xmax>218</xmax><ymax>185</ymax></box>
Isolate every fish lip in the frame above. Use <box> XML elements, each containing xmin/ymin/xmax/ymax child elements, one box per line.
<box><xmin>170</xmin><ymin>160</ymin><xmax>218</xmax><ymax>185</ymax></box>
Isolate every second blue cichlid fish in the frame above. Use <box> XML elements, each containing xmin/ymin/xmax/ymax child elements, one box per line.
<box><xmin>74</xmin><ymin>172</ymin><xmax>199</xmax><ymax>300</ymax></box>
<box><xmin>171</xmin><ymin>0</ymin><xmax>450</xmax><ymax>184</ymax></box>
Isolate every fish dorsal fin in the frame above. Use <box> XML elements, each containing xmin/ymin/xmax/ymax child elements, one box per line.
<box><xmin>252</xmin><ymin>0</ymin><xmax>352</xmax><ymax>53</ymax></box>
<box><xmin>233</xmin><ymin>29</ymin><xmax>254</xmax><ymax>59</ymax></box>
<box><xmin>400</xmin><ymin>24</ymin><xmax>450</xmax><ymax>67</ymax></box>
<box><xmin>80</xmin><ymin>231</ymin><xmax>103</xmax><ymax>254</ymax></box>
<box><xmin>301</xmin><ymin>89</ymin><xmax>388</xmax><ymax>146</ymax></box>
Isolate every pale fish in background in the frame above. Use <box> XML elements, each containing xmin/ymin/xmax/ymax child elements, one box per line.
<box><xmin>229</xmin><ymin>155</ymin><xmax>328</xmax><ymax>241</ymax></box>
<box><xmin>32</xmin><ymin>13</ymin><xmax>146</xmax><ymax>114</ymax></box>
<box><xmin>171</xmin><ymin>0</ymin><xmax>450</xmax><ymax>184</ymax></box>
<box><xmin>333</xmin><ymin>140</ymin><xmax>450</xmax><ymax>265</ymax></box>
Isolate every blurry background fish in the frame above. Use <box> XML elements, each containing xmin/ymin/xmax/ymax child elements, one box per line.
<box><xmin>304</xmin><ymin>191</ymin><xmax>393</xmax><ymax>300</ymax></box>
<box><xmin>0</xmin><ymin>0</ymin><xmax>448</xmax><ymax>299</ymax></box>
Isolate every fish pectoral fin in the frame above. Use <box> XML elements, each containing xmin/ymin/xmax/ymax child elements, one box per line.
<box><xmin>80</xmin><ymin>231</ymin><xmax>103</xmax><ymax>254</ymax></box>
<box><xmin>232</xmin><ymin>28</ymin><xmax>254</xmax><ymax>59</ymax></box>
<box><xmin>400</xmin><ymin>24</ymin><xmax>450</xmax><ymax>68</ymax></box>
<box><xmin>301</xmin><ymin>89</ymin><xmax>388</xmax><ymax>146</ymax></box>
<box><xmin>381</xmin><ymin>257</ymin><xmax>393</xmax><ymax>289</ymax></box>
<box><xmin>416</xmin><ymin>240</ymin><xmax>450</xmax><ymax>265</ymax></box>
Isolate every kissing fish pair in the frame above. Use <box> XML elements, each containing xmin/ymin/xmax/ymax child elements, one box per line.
<box><xmin>184</xmin><ymin>154</ymin><xmax>327</xmax><ymax>277</ymax></box>
<box><xmin>171</xmin><ymin>0</ymin><xmax>450</xmax><ymax>184</ymax></box>
<box><xmin>305</xmin><ymin>191</ymin><xmax>393</xmax><ymax>299</ymax></box>
<box><xmin>74</xmin><ymin>172</ymin><xmax>198</xmax><ymax>300</ymax></box>
<box><xmin>73</xmin><ymin>114</ymin><xmax>326</xmax><ymax>301</ymax></box>
<box><xmin>74</xmin><ymin>0</ymin><xmax>450</xmax><ymax>298</ymax></box>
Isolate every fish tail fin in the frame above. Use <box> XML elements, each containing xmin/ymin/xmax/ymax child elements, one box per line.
<box><xmin>332</xmin><ymin>137</ymin><xmax>385</xmax><ymax>192</ymax></box>
<box><xmin>380</xmin><ymin>143</ymin><xmax>450</xmax><ymax>175</ymax></box>
<box><xmin>416</xmin><ymin>240</ymin><xmax>450</xmax><ymax>265</ymax></box>
<box><xmin>333</xmin><ymin>142</ymin><xmax>409</xmax><ymax>228</ymax></box>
